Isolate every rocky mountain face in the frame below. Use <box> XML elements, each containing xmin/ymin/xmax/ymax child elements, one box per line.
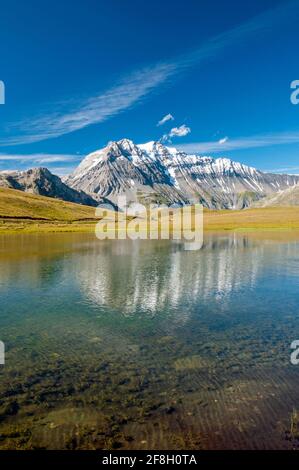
<box><xmin>66</xmin><ymin>139</ymin><xmax>189</xmax><ymax>207</ymax></box>
<box><xmin>66</xmin><ymin>139</ymin><xmax>299</xmax><ymax>209</ymax></box>
<box><xmin>0</xmin><ymin>167</ymin><xmax>98</xmax><ymax>206</ymax></box>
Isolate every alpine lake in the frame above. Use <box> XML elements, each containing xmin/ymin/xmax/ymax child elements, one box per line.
<box><xmin>0</xmin><ymin>232</ymin><xmax>299</xmax><ymax>449</ymax></box>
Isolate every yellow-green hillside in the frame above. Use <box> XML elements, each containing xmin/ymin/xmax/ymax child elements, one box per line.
<box><xmin>1</xmin><ymin>187</ymin><xmax>299</xmax><ymax>233</ymax></box>
<box><xmin>0</xmin><ymin>187</ymin><xmax>97</xmax><ymax>220</ymax></box>
<box><xmin>0</xmin><ymin>187</ymin><xmax>98</xmax><ymax>232</ymax></box>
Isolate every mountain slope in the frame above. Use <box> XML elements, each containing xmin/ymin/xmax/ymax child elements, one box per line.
<box><xmin>253</xmin><ymin>184</ymin><xmax>299</xmax><ymax>207</ymax></box>
<box><xmin>0</xmin><ymin>168</ymin><xmax>97</xmax><ymax>206</ymax></box>
<box><xmin>0</xmin><ymin>187</ymin><xmax>97</xmax><ymax>221</ymax></box>
<box><xmin>66</xmin><ymin>139</ymin><xmax>299</xmax><ymax>209</ymax></box>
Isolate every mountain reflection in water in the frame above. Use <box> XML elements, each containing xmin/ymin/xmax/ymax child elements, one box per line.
<box><xmin>0</xmin><ymin>233</ymin><xmax>299</xmax><ymax>449</ymax></box>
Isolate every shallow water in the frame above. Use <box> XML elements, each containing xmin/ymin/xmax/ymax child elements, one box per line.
<box><xmin>0</xmin><ymin>233</ymin><xmax>299</xmax><ymax>449</ymax></box>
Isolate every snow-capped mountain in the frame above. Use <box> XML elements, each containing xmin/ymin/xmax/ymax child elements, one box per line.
<box><xmin>66</xmin><ymin>139</ymin><xmax>299</xmax><ymax>209</ymax></box>
<box><xmin>66</xmin><ymin>139</ymin><xmax>189</xmax><ymax>207</ymax></box>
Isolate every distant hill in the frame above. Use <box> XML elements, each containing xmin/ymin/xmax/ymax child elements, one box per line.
<box><xmin>253</xmin><ymin>184</ymin><xmax>299</xmax><ymax>207</ymax></box>
<box><xmin>0</xmin><ymin>187</ymin><xmax>97</xmax><ymax>222</ymax></box>
<box><xmin>0</xmin><ymin>167</ymin><xmax>97</xmax><ymax>207</ymax></box>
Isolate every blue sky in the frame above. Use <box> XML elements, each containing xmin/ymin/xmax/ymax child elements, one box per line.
<box><xmin>1</xmin><ymin>0</ymin><xmax>299</xmax><ymax>175</ymax></box>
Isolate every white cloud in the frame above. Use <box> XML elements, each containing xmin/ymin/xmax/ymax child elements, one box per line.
<box><xmin>157</xmin><ymin>113</ymin><xmax>174</xmax><ymax>126</ymax></box>
<box><xmin>0</xmin><ymin>1</ymin><xmax>298</xmax><ymax>146</ymax></box>
<box><xmin>176</xmin><ymin>130</ymin><xmax>299</xmax><ymax>153</ymax></box>
<box><xmin>0</xmin><ymin>153</ymin><xmax>79</xmax><ymax>163</ymax></box>
<box><xmin>218</xmin><ymin>136</ymin><xmax>228</xmax><ymax>144</ymax></box>
<box><xmin>161</xmin><ymin>124</ymin><xmax>191</xmax><ymax>143</ymax></box>
<box><xmin>169</xmin><ymin>125</ymin><xmax>191</xmax><ymax>138</ymax></box>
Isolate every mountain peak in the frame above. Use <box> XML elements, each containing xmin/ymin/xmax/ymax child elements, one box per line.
<box><xmin>24</xmin><ymin>167</ymin><xmax>53</xmax><ymax>177</ymax></box>
<box><xmin>117</xmin><ymin>138</ymin><xmax>135</xmax><ymax>149</ymax></box>
<box><xmin>138</xmin><ymin>140</ymin><xmax>174</xmax><ymax>158</ymax></box>
<box><xmin>105</xmin><ymin>138</ymin><xmax>136</xmax><ymax>153</ymax></box>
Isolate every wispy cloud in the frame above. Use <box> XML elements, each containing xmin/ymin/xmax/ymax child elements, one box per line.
<box><xmin>177</xmin><ymin>130</ymin><xmax>299</xmax><ymax>154</ymax></box>
<box><xmin>157</xmin><ymin>113</ymin><xmax>174</xmax><ymax>126</ymax></box>
<box><xmin>1</xmin><ymin>1</ymin><xmax>298</xmax><ymax>146</ymax></box>
<box><xmin>0</xmin><ymin>64</ymin><xmax>175</xmax><ymax>146</ymax></box>
<box><xmin>0</xmin><ymin>165</ymin><xmax>74</xmax><ymax>177</ymax></box>
<box><xmin>0</xmin><ymin>153</ymin><xmax>82</xmax><ymax>175</ymax></box>
<box><xmin>0</xmin><ymin>153</ymin><xmax>79</xmax><ymax>163</ymax></box>
<box><xmin>264</xmin><ymin>165</ymin><xmax>299</xmax><ymax>174</ymax></box>
<box><xmin>0</xmin><ymin>154</ymin><xmax>79</xmax><ymax>176</ymax></box>
<box><xmin>218</xmin><ymin>136</ymin><xmax>228</xmax><ymax>144</ymax></box>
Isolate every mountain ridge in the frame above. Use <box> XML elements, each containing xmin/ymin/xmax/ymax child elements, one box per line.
<box><xmin>66</xmin><ymin>139</ymin><xmax>299</xmax><ymax>209</ymax></box>
<box><xmin>1</xmin><ymin>139</ymin><xmax>298</xmax><ymax>210</ymax></box>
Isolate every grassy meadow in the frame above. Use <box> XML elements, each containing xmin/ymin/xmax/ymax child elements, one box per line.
<box><xmin>1</xmin><ymin>187</ymin><xmax>299</xmax><ymax>234</ymax></box>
